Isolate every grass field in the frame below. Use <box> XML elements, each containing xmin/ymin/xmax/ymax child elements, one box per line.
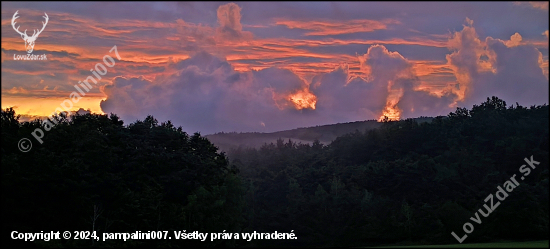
<box><xmin>371</xmin><ymin>240</ymin><xmax>549</xmax><ymax>248</ymax></box>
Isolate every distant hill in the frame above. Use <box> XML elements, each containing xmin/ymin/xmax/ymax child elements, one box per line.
<box><xmin>206</xmin><ymin>117</ymin><xmax>434</xmax><ymax>152</ymax></box>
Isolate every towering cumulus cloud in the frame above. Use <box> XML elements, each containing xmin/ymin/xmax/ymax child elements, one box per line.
<box><xmin>99</xmin><ymin>46</ymin><xmax>458</xmax><ymax>134</ymax></box>
<box><xmin>354</xmin><ymin>45</ymin><xmax>457</xmax><ymax>120</ymax></box>
<box><xmin>98</xmin><ymin>4</ymin><xmax>547</xmax><ymax>134</ymax></box>
<box><xmin>446</xmin><ymin>19</ymin><xmax>549</xmax><ymax>108</ymax></box>
<box><xmin>216</xmin><ymin>2</ymin><xmax>253</xmax><ymax>41</ymax></box>
<box><xmin>100</xmin><ymin>52</ymin><xmax>320</xmax><ymax>133</ymax></box>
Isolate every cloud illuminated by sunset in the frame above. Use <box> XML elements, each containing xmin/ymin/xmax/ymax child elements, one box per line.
<box><xmin>275</xmin><ymin>18</ymin><xmax>399</xmax><ymax>36</ymax></box>
<box><xmin>1</xmin><ymin>2</ymin><xmax>548</xmax><ymax>134</ymax></box>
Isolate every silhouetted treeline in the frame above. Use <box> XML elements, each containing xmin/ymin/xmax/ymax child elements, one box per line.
<box><xmin>1</xmin><ymin>96</ymin><xmax>548</xmax><ymax>247</ymax></box>
<box><xmin>2</xmin><ymin>111</ymin><xmax>243</xmax><ymax>247</ymax></box>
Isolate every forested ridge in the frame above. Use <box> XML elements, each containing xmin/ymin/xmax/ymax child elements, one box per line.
<box><xmin>1</xmin><ymin>96</ymin><xmax>548</xmax><ymax>247</ymax></box>
<box><xmin>205</xmin><ymin>119</ymin><xmax>385</xmax><ymax>153</ymax></box>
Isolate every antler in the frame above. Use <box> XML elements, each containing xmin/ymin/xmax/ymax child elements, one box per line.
<box><xmin>11</xmin><ymin>10</ymin><xmax>27</xmax><ymax>38</ymax></box>
<box><xmin>31</xmin><ymin>13</ymin><xmax>49</xmax><ymax>38</ymax></box>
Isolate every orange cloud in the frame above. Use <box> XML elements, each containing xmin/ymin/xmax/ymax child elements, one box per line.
<box><xmin>514</xmin><ymin>1</ymin><xmax>549</xmax><ymax>10</ymax></box>
<box><xmin>445</xmin><ymin>18</ymin><xmax>548</xmax><ymax>108</ymax></box>
<box><xmin>216</xmin><ymin>3</ymin><xmax>253</xmax><ymax>41</ymax></box>
<box><xmin>505</xmin><ymin>33</ymin><xmax>523</xmax><ymax>47</ymax></box>
<box><xmin>6</xmin><ymin>87</ymin><xmax>29</xmax><ymax>95</ymax></box>
<box><xmin>529</xmin><ymin>1</ymin><xmax>549</xmax><ymax>10</ymax></box>
<box><xmin>446</xmin><ymin>19</ymin><xmax>496</xmax><ymax>100</ymax></box>
<box><xmin>276</xmin><ymin>19</ymin><xmax>399</xmax><ymax>36</ymax></box>
<box><xmin>289</xmin><ymin>88</ymin><xmax>317</xmax><ymax>110</ymax></box>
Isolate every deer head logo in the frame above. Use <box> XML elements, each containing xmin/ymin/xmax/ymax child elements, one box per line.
<box><xmin>11</xmin><ymin>10</ymin><xmax>49</xmax><ymax>54</ymax></box>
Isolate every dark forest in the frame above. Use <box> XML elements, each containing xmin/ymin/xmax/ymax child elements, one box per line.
<box><xmin>2</xmin><ymin>96</ymin><xmax>548</xmax><ymax>247</ymax></box>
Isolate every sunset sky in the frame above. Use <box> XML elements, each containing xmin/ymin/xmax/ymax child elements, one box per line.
<box><xmin>1</xmin><ymin>1</ymin><xmax>548</xmax><ymax>134</ymax></box>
